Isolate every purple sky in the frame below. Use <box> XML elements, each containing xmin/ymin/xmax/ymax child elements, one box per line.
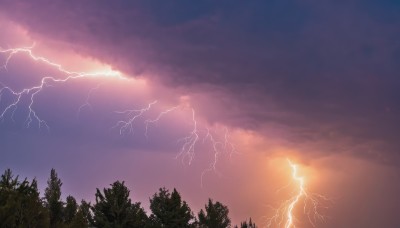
<box><xmin>1</xmin><ymin>1</ymin><xmax>400</xmax><ymax>227</ymax></box>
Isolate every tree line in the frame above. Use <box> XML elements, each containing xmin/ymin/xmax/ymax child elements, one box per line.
<box><xmin>0</xmin><ymin>168</ymin><xmax>257</xmax><ymax>228</ymax></box>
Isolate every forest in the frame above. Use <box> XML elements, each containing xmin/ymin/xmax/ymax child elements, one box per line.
<box><xmin>0</xmin><ymin>168</ymin><xmax>257</xmax><ymax>228</ymax></box>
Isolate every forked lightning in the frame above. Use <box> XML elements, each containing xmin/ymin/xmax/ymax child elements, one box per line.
<box><xmin>265</xmin><ymin>159</ymin><xmax>332</xmax><ymax>228</ymax></box>
<box><xmin>0</xmin><ymin>45</ymin><xmax>238</xmax><ymax>186</ymax></box>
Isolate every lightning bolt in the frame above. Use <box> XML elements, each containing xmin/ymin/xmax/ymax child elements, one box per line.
<box><xmin>265</xmin><ymin>159</ymin><xmax>331</xmax><ymax>228</ymax></box>
<box><xmin>77</xmin><ymin>83</ymin><xmax>103</xmax><ymax>118</ymax></box>
<box><xmin>1</xmin><ymin>45</ymin><xmax>239</xmax><ymax>186</ymax></box>
<box><xmin>0</xmin><ymin>79</ymin><xmax>50</xmax><ymax>129</ymax></box>
<box><xmin>112</xmin><ymin>100</ymin><xmax>182</xmax><ymax>139</ymax></box>
<box><xmin>113</xmin><ymin>101</ymin><xmax>238</xmax><ymax>186</ymax></box>
<box><xmin>285</xmin><ymin>160</ymin><xmax>305</xmax><ymax>228</ymax></box>
<box><xmin>223</xmin><ymin>127</ymin><xmax>239</xmax><ymax>160</ymax></box>
<box><xmin>198</xmin><ymin>127</ymin><xmax>240</xmax><ymax>187</ymax></box>
<box><xmin>176</xmin><ymin>108</ymin><xmax>199</xmax><ymax>165</ymax></box>
<box><xmin>144</xmin><ymin>105</ymin><xmax>180</xmax><ymax>138</ymax></box>
<box><xmin>0</xmin><ymin>45</ymin><xmax>122</xmax><ymax>78</ymax></box>
<box><xmin>200</xmin><ymin>127</ymin><xmax>223</xmax><ymax>186</ymax></box>
<box><xmin>0</xmin><ymin>45</ymin><xmax>122</xmax><ymax>129</ymax></box>
<box><xmin>113</xmin><ymin>100</ymin><xmax>158</xmax><ymax>135</ymax></box>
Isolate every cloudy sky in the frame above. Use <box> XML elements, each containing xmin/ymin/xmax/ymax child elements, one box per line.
<box><xmin>1</xmin><ymin>1</ymin><xmax>400</xmax><ymax>227</ymax></box>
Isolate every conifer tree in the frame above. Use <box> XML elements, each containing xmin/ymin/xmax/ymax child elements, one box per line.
<box><xmin>0</xmin><ymin>169</ymin><xmax>49</xmax><ymax>227</ymax></box>
<box><xmin>64</xmin><ymin>195</ymin><xmax>78</xmax><ymax>224</ymax></box>
<box><xmin>91</xmin><ymin>181</ymin><xmax>148</xmax><ymax>228</ymax></box>
<box><xmin>235</xmin><ymin>218</ymin><xmax>257</xmax><ymax>228</ymax></box>
<box><xmin>44</xmin><ymin>168</ymin><xmax>64</xmax><ymax>228</ymax></box>
<box><xmin>67</xmin><ymin>200</ymin><xmax>91</xmax><ymax>228</ymax></box>
<box><xmin>198</xmin><ymin>199</ymin><xmax>231</xmax><ymax>228</ymax></box>
<box><xmin>149</xmin><ymin>187</ymin><xmax>196</xmax><ymax>228</ymax></box>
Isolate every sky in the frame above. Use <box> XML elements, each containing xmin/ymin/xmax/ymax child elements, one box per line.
<box><xmin>0</xmin><ymin>1</ymin><xmax>400</xmax><ymax>227</ymax></box>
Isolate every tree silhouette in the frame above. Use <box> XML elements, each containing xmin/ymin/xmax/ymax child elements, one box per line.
<box><xmin>64</xmin><ymin>195</ymin><xmax>78</xmax><ymax>224</ymax></box>
<box><xmin>0</xmin><ymin>169</ymin><xmax>49</xmax><ymax>227</ymax></box>
<box><xmin>149</xmin><ymin>187</ymin><xmax>196</xmax><ymax>228</ymax></box>
<box><xmin>65</xmin><ymin>200</ymin><xmax>91</xmax><ymax>228</ymax></box>
<box><xmin>235</xmin><ymin>218</ymin><xmax>257</xmax><ymax>228</ymax></box>
<box><xmin>91</xmin><ymin>181</ymin><xmax>148</xmax><ymax>228</ymax></box>
<box><xmin>198</xmin><ymin>199</ymin><xmax>231</xmax><ymax>228</ymax></box>
<box><xmin>44</xmin><ymin>168</ymin><xmax>64</xmax><ymax>228</ymax></box>
<box><xmin>0</xmin><ymin>168</ymin><xmax>259</xmax><ymax>227</ymax></box>
<box><xmin>76</xmin><ymin>200</ymin><xmax>92</xmax><ymax>227</ymax></box>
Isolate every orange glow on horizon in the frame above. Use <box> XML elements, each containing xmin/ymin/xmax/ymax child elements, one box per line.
<box><xmin>264</xmin><ymin>157</ymin><xmax>331</xmax><ymax>228</ymax></box>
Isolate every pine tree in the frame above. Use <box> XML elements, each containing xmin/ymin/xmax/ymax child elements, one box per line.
<box><xmin>149</xmin><ymin>187</ymin><xmax>195</xmax><ymax>228</ymax></box>
<box><xmin>68</xmin><ymin>200</ymin><xmax>91</xmax><ymax>228</ymax></box>
<box><xmin>91</xmin><ymin>181</ymin><xmax>148</xmax><ymax>228</ymax></box>
<box><xmin>44</xmin><ymin>168</ymin><xmax>64</xmax><ymax>228</ymax></box>
<box><xmin>0</xmin><ymin>169</ymin><xmax>49</xmax><ymax>227</ymax></box>
<box><xmin>64</xmin><ymin>195</ymin><xmax>78</xmax><ymax>224</ymax></box>
<box><xmin>236</xmin><ymin>218</ymin><xmax>257</xmax><ymax>228</ymax></box>
<box><xmin>198</xmin><ymin>199</ymin><xmax>231</xmax><ymax>228</ymax></box>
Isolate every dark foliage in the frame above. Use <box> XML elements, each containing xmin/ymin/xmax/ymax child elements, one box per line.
<box><xmin>91</xmin><ymin>181</ymin><xmax>148</xmax><ymax>228</ymax></box>
<box><xmin>0</xmin><ymin>169</ymin><xmax>49</xmax><ymax>227</ymax></box>
<box><xmin>149</xmin><ymin>187</ymin><xmax>196</xmax><ymax>228</ymax></box>
<box><xmin>235</xmin><ymin>218</ymin><xmax>257</xmax><ymax>228</ymax></box>
<box><xmin>198</xmin><ymin>199</ymin><xmax>231</xmax><ymax>228</ymax></box>
<box><xmin>0</xmin><ymin>168</ymin><xmax>256</xmax><ymax>228</ymax></box>
<box><xmin>44</xmin><ymin>168</ymin><xmax>64</xmax><ymax>228</ymax></box>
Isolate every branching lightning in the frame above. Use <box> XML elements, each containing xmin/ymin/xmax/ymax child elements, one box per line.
<box><xmin>199</xmin><ymin>127</ymin><xmax>239</xmax><ymax>185</ymax></box>
<box><xmin>285</xmin><ymin>160</ymin><xmax>306</xmax><ymax>228</ymax></box>
<box><xmin>265</xmin><ymin>159</ymin><xmax>331</xmax><ymax>228</ymax></box>
<box><xmin>0</xmin><ymin>45</ymin><xmax>239</xmax><ymax>185</ymax></box>
<box><xmin>144</xmin><ymin>105</ymin><xmax>180</xmax><ymax>138</ymax></box>
<box><xmin>113</xmin><ymin>100</ymin><xmax>158</xmax><ymax>135</ymax></box>
<box><xmin>200</xmin><ymin>127</ymin><xmax>223</xmax><ymax>186</ymax></box>
<box><xmin>0</xmin><ymin>78</ymin><xmax>50</xmax><ymax>129</ymax></box>
<box><xmin>0</xmin><ymin>45</ymin><xmax>122</xmax><ymax>129</ymax></box>
<box><xmin>77</xmin><ymin>83</ymin><xmax>103</xmax><ymax>118</ymax></box>
<box><xmin>113</xmin><ymin>102</ymin><xmax>238</xmax><ymax>186</ymax></box>
<box><xmin>176</xmin><ymin>108</ymin><xmax>199</xmax><ymax>165</ymax></box>
<box><xmin>174</xmin><ymin>112</ymin><xmax>234</xmax><ymax>170</ymax></box>
<box><xmin>112</xmin><ymin>100</ymin><xmax>237</xmax><ymax>186</ymax></box>
<box><xmin>223</xmin><ymin>127</ymin><xmax>239</xmax><ymax>160</ymax></box>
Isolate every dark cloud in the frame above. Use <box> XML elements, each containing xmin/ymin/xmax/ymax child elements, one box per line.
<box><xmin>1</xmin><ymin>0</ymin><xmax>399</xmax><ymax>164</ymax></box>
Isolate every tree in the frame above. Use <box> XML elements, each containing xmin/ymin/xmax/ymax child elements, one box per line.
<box><xmin>0</xmin><ymin>169</ymin><xmax>49</xmax><ymax>227</ymax></box>
<box><xmin>64</xmin><ymin>195</ymin><xmax>78</xmax><ymax>224</ymax></box>
<box><xmin>91</xmin><ymin>181</ymin><xmax>148</xmax><ymax>228</ymax></box>
<box><xmin>235</xmin><ymin>218</ymin><xmax>256</xmax><ymax>228</ymax></box>
<box><xmin>198</xmin><ymin>199</ymin><xmax>231</xmax><ymax>228</ymax></box>
<box><xmin>67</xmin><ymin>200</ymin><xmax>91</xmax><ymax>228</ymax></box>
<box><xmin>44</xmin><ymin>168</ymin><xmax>64</xmax><ymax>228</ymax></box>
<box><xmin>149</xmin><ymin>187</ymin><xmax>195</xmax><ymax>228</ymax></box>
